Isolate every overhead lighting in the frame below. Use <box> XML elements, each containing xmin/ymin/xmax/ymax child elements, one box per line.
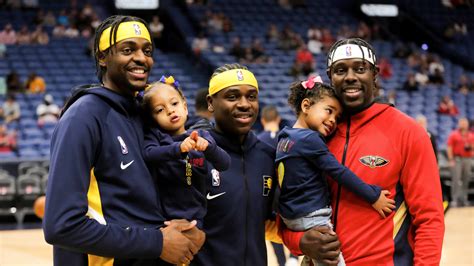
<box><xmin>360</xmin><ymin>4</ymin><xmax>399</xmax><ymax>17</ymax></box>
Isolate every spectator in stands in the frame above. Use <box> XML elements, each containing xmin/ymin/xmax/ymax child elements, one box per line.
<box><xmin>386</xmin><ymin>90</ymin><xmax>397</xmax><ymax>106</ymax></box>
<box><xmin>336</xmin><ymin>25</ymin><xmax>354</xmax><ymax>40</ymax></box>
<box><xmin>43</xmin><ymin>15</ymin><xmax>201</xmax><ymax>265</ymax></box>
<box><xmin>257</xmin><ymin>105</ymin><xmax>281</xmax><ymax>147</ymax></box>
<box><xmin>279</xmin><ymin>25</ymin><xmax>301</xmax><ymax>51</ymax></box>
<box><xmin>192</xmin><ymin>32</ymin><xmax>209</xmax><ymax>58</ymax></box>
<box><xmin>320</xmin><ymin>28</ymin><xmax>334</xmax><ymax>52</ymax></box>
<box><xmin>25</xmin><ymin>72</ymin><xmax>46</xmax><ymax>94</ymax></box>
<box><xmin>456</xmin><ymin>74</ymin><xmax>473</xmax><ymax>95</ymax></box>
<box><xmin>229</xmin><ymin>37</ymin><xmax>245</xmax><ymax>60</ymax></box>
<box><xmin>438</xmin><ymin>95</ymin><xmax>459</xmax><ymax>116</ymax></box>
<box><xmin>356</xmin><ymin>22</ymin><xmax>372</xmax><ymax>40</ymax></box>
<box><xmin>0</xmin><ymin>94</ymin><xmax>21</xmax><ymax>124</ymax></box>
<box><xmin>289</xmin><ymin>44</ymin><xmax>315</xmax><ymax>78</ymax></box>
<box><xmin>0</xmin><ymin>23</ymin><xmax>17</xmax><ymax>45</ymax></box>
<box><xmin>428</xmin><ymin>55</ymin><xmax>445</xmax><ymax>84</ymax></box>
<box><xmin>222</xmin><ymin>16</ymin><xmax>233</xmax><ymax>33</ymax></box>
<box><xmin>307</xmin><ymin>36</ymin><xmax>323</xmax><ymax>55</ymax></box>
<box><xmin>266</xmin><ymin>23</ymin><xmax>280</xmax><ymax>42</ymax></box>
<box><xmin>16</xmin><ymin>25</ymin><xmax>32</xmax><ymax>45</ymax></box>
<box><xmin>307</xmin><ymin>24</ymin><xmax>322</xmax><ymax>41</ymax></box>
<box><xmin>401</xmin><ymin>72</ymin><xmax>420</xmax><ymax>92</ymax></box>
<box><xmin>36</xmin><ymin>94</ymin><xmax>60</xmax><ymax>127</ymax></box>
<box><xmin>446</xmin><ymin>117</ymin><xmax>474</xmax><ymax>207</ymax></box>
<box><xmin>186</xmin><ymin>88</ymin><xmax>214</xmax><ymax>130</ymax></box>
<box><xmin>0</xmin><ymin>123</ymin><xmax>17</xmax><ymax>153</ymax></box>
<box><xmin>43</xmin><ymin>10</ymin><xmax>56</xmax><ymax>27</ymax></box>
<box><xmin>416</xmin><ymin>114</ymin><xmax>438</xmax><ymax>161</ymax></box>
<box><xmin>377</xmin><ymin>57</ymin><xmax>393</xmax><ymax>80</ymax></box>
<box><xmin>282</xmin><ymin>37</ymin><xmax>444</xmax><ymax>265</ymax></box>
<box><xmin>149</xmin><ymin>15</ymin><xmax>164</xmax><ymax>47</ymax></box>
<box><xmin>57</xmin><ymin>9</ymin><xmax>69</xmax><ymax>26</ymax></box>
<box><xmin>250</xmin><ymin>38</ymin><xmax>270</xmax><ymax>63</ymax></box>
<box><xmin>6</xmin><ymin>71</ymin><xmax>24</xmax><ymax>94</ymax></box>
<box><xmin>393</xmin><ymin>41</ymin><xmax>412</xmax><ymax>58</ymax></box>
<box><xmin>31</xmin><ymin>25</ymin><xmax>49</xmax><ymax>45</ymax></box>
<box><xmin>64</xmin><ymin>24</ymin><xmax>80</xmax><ymax>38</ymax></box>
<box><xmin>52</xmin><ymin>24</ymin><xmax>66</xmax><ymax>38</ymax></box>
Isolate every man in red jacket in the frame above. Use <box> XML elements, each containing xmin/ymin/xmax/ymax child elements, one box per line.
<box><xmin>281</xmin><ymin>38</ymin><xmax>445</xmax><ymax>265</ymax></box>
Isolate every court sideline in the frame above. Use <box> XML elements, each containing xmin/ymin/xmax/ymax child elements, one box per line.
<box><xmin>0</xmin><ymin>207</ymin><xmax>472</xmax><ymax>265</ymax></box>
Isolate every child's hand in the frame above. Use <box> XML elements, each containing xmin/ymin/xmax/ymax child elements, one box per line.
<box><xmin>372</xmin><ymin>190</ymin><xmax>396</xmax><ymax>218</ymax></box>
<box><xmin>180</xmin><ymin>137</ymin><xmax>196</xmax><ymax>153</ymax></box>
<box><xmin>195</xmin><ymin>137</ymin><xmax>209</xmax><ymax>151</ymax></box>
<box><xmin>189</xmin><ymin>130</ymin><xmax>209</xmax><ymax>151</ymax></box>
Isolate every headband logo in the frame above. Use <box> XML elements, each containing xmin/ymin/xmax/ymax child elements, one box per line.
<box><xmin>236</xmin><ymin>70</ymin><xmax>244</xmax><ymax>81</ymax></box>
<box><xmin>345</xmin><ymin>46</ymin><xmax>352</xmax><ymax>56</ymax></box>
<box><xmin>133</xmin><ymin>24</ymin><xmax>141</xmax><ymax>35</ymax></box>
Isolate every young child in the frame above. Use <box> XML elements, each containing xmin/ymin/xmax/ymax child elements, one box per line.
<box><xmin>276</xmin><ymin>76</ymin><xmax>396</xmax><ymax>266</ymax></box>
<box><xmin>140</xmin><ymin>75</ymin><xmax>230</xmax><ymax>229</ymax></box>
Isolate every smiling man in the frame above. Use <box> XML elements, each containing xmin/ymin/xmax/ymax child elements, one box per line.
<box><xmin>191</xmin><ymin>63</ymin><xmax>277</xmax><ymax>265</ymax></box>
<box><xmin>43</xmin><ymin>15</ymin><xmax>200</xmax><ymax>266</ymax></box>
<box><xmin>281</xmin><ymin>38</ymin><xmax>445</xmax><ymax>265</ymax></box>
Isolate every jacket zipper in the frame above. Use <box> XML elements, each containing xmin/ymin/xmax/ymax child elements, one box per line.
<box><xmin>333</xmin><ymin>116</ymin><xmax>351</xmax><ymax>230</ymax></box>
<box><xmin>242</xmin><ymin>144</ymin><xmax>248</xmax><ymax>266</ymax></box>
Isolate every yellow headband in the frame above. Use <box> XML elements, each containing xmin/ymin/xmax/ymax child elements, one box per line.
<box><xmin>99</xmin><ymin>21</ymin><xmax>151</xmax><ymax>52</ymax></box>
<box><xmin>208</xmin><ymin>69</ymin><xmax>258</xmax><ymax>95</ymax></box>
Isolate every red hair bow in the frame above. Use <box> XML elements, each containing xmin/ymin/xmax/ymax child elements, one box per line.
<box><xmin>301</xmin><ymin>75</ymin><xmax>323</xmax><ymax>89</ymax></box>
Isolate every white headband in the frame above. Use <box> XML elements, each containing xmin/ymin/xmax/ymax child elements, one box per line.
<box><xmin>327</xmin><ymin>44</ymin><xmax>376</xmax><ymax>67</ymax></box>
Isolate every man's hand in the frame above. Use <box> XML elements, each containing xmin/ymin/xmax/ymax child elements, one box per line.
<box><xmin>165</xmin><ymin>219</ymin><xmax>206</xmax><ymax>251</ymax></box>
<box><xmin>160</xmin><ymin>220</ymin><xmax>198</xmax><ymax>264</ymax></box>
<box><xmin>300</xmin><ymin>226</ymin><xmax>341</xmax><ymax>265</ymax></box>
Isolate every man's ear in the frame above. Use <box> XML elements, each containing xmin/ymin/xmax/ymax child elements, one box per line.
<box><xmin>207</xmin><ymin>95</ymin><xmax>214</xmax><ymax>113</ymax></box>
<box><xmin>98</xmin><ymin>51</ymin><xmax>107</xmax><ymax>67</ymax></box>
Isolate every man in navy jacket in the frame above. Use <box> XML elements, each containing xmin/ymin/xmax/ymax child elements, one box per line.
<box><xmin>43</xmin><ymin>15</ymin><xmax>202</xmax><ymax>266</ymax></box>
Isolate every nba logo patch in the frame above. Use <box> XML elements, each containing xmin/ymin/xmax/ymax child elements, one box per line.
<box><xmin>117</xmin><ymin>136</ymin><xmax>128</xmax><ymax>155</ymax></box>
<box><xmin>133</xmin><ymin>24</ymin><xmax>141</xmax><ymax>35</ymax></box>
<box><xmin>211</xmin><ymin>169</ymin><xmax>220</xmax><ymax>186</ymax></box>
<box><xmin>236</xmin><ymin>70</ymin><xmax>244</xmax><ymax>81</ymax></box>
<box><xmin>262</xmin><ymin>175</ymin><xmax>272</xmax><ymax>196</ymax></box>
<box><xmin>345</xmin><ymin>46</ymin><xmax>352</xmax><ymax>56</ymax></box>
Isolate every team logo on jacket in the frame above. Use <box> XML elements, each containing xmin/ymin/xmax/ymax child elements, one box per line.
<box><xmin>263</xmin><ymin>175</ymin><xmax>272</xmax><ymax>196</ymax></box>
<box><xmin>211</xmin><ymin>169</ymin><xmax>220</xmax><ymax>186</ymax></box>
<box><xmin>117</xmin><ymin>136</ymin><xmax>128</xmax><ymax>154</ymax></box>
<box><xmin>359</xmin><ymin>155</ymin><xmax>389</xmax><ymax>168</ymax></box>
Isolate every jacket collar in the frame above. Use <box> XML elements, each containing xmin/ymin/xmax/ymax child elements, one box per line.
<box><xmin>210</xmin><ymin>130</ymin><xmax>258</xmax><ymax>154</ymax></box>
<box><xmin>336</xmin><ymin>103</ymin><xmax>392</xmax><ymax>137</ymax></box>
<box><xmin>61</xmin><ymin>84</ymin><xmax>139</xmax><ymax>118</ymax></box>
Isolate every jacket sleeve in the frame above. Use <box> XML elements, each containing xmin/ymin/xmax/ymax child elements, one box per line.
<box><xmin>280</xmin><ymin>220</ymin><xmax>304</xmax><ymax>255</ymax></box>
<box><xmin>43</xmin><ymin>108</ymin><xmax>163</xmax><ymax>258</ymax></box>
<box><xmin>400</xmin><ymin>129</ymin><xmax>445</xmax><ymax>265</ymax></box>
<box><xmin>305</xmin><ymin>134</ymin><xmax>381</xmax><ymax>204</ymax></box>
<box><xmin>143</xmin><ymin>127</ymin><xmax>183</xmax><ymax>162</ymax></box>
<box><xmin>200</xmin><ymin>130</ymin><xmax>231</xmax><ymax>171</ymax></box>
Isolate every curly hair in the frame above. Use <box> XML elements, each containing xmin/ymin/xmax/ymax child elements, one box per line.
<box><xmin>288</xmin><ymin>81</ymin><xmax>338</xmax><ymax>117</ymax></box>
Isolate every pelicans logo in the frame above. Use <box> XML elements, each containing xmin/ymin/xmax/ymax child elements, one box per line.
<box><xmin>263</xmin><ymin>175</ymin><xmax>272</xmax><ymax>196</ymax></box>
<box><xmin>359</xmin><ymin>155</ymin><xmax>389</xmax><ymax>168</ymax></box>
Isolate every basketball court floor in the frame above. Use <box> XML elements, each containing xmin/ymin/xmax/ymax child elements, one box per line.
<box><xmin>0</xmin><ymin>207</ymin><xmax>472</xmax><ymax>265</ymax></box>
